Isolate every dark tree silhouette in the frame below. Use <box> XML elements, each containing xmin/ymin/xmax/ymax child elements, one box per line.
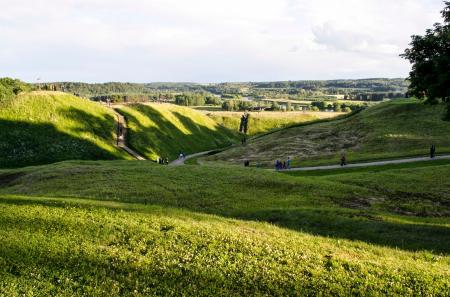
<box><xmin>401</xmin><ymin>2</ymin><xmax>450</xmax><ymax>119</ymax></box>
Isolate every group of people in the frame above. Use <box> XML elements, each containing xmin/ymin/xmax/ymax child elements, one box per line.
<box><xmin>157</xmin><ymin>157</ymin><xmax>169</xmax><ymax>165</ymax></box>
<box><xmin>227</xmin><ymin>144</ymin><xmax>439</xmax><ymax>170</ymax></box>
<box><xmin>275</xmin><ymin>157</ymin><xmax>291</xmax><ymax>171</ymax></box>
<box><xmin>179</xmin><ymin>152</ymin><xmax>186</xmax><ymax>159</ymax></box>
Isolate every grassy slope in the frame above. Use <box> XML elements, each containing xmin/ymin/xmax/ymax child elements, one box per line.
<box><xmin>205</xmin><ymin>111</ymin><xmax>343</xmax><ymax>136</ymax></box>
<box><xmin>205</xmin><ymin>99</ymin><xmax>450</xmax><ymax>166</ymax></box>
<box><xmin>0</xmin><ymin>91</ymin><xmax>129</xmax><ymax>168</ymax></box>
<box><xmin>0</xmin><ymin>161</ymin><xmax>449</xmax><ymax>295</ymax></box>
<box><xmin>116</xmin><ymin>103</ymin><xmax>238</xmax><ymax>161</ymax></box>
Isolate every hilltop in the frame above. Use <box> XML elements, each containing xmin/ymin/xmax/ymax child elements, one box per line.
<box><xmin>205</xmin><ymin>99</ymin><xmax>450</xmax><ymax>166</ymax></box>
<box><xmin>0</xmin><ymin>91</ymin><xmax>130</xmax><ymax>168</ymax></box>
<box><xmin>115</xmin><ymin>103</ymin><xmax>238</xmax><ymax>161</ymax></box>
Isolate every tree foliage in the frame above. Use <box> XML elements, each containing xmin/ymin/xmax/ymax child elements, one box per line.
<box><xmin>173</xmin><ymin>93</ymin><xmax>221</xmax><ymax>106</ymax></box>
<box><xmin>402</xmin><ymin>2</ymin><xmax>450</xmax><ymax>118</ymax></box>
<box><xmin>0</xmin><ymin>78</ymin><xmax>30</xmax><ymax>103</ymax></box>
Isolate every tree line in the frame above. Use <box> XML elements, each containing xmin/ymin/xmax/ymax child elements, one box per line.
<box><xmin>221</xmin><ymin>99</ymin><xmax>364</xmax><ymax>112</ymax></box>
<box><xmin>175</xmin><ymin>93</ymin><xmax>221</xmax><ymax>106</ymax></box>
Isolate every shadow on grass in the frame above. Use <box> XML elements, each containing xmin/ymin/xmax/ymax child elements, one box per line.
<box><xmin>0</xmin><ymin>219</ymin><xmax>312</xmax><ymax>296</ymax></box>
<box><xmin>0</xmin><ymin>119</ymin><xmax>118</xmax><ymax>168</ymax></box>
<box><xmin>235</xmin><ymin>208</ymin><xmax>450</xmax><ymax>254</ymax></box>
<box><xmin>116</xmin><ymin>104</ymin><xmax>237</xmax><ymax>161</ymax></box>
<box><xmin>1</xmin><ymin>196</ymin><xmax>449</xmax><ymax>254</ymax></box>
<box><xmin>57</xmin><ymin>107</ymin><xmax>117</xmax><ymax>140</ymax></box>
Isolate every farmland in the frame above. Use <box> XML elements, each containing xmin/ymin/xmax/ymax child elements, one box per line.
<box><xmin>204</xmin><ymin>110</ymin><xmax>343</xmax><ymax>135</ymax></box>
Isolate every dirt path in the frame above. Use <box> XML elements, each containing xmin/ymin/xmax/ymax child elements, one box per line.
<box><xmin>111</xmin><ymin>108</ymin><xmax>146</xmax><ymax>160</ymax></box>
<box><xmin>281</xmin><ymin>154</ymin><xmax>450</xmax><ymax>172</ymax></box>
<box><xmin>170</xmin><ymin>150</ymin><xmax>216</xmax><ymax>166</ymax></box>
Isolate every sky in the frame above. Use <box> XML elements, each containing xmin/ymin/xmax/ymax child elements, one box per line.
<box><xmin>0</xmin><ymin>0</ymin><xmax>445</xmax><ymax>83</ymax></box>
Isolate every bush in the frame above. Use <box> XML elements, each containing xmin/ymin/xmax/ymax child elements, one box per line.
<box><xmin>205</xmin><ymin>96</ymin><xmax>222</xmax><ymax>105</ymax></box>
<box><xmin>175</xmin><ymin>93</ymin><xmax>208</xmax><ymax>106</ymax></box>
<box><xmin>0</xmin><ymin>77</ymin><xmax>30</xmax><ymax>103</ymax></box>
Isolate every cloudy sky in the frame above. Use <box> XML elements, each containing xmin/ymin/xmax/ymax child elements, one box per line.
<box><xmin>0</xmin><ymin>0</ymin><xmax>445</xmax><ymax>83</ymax></box>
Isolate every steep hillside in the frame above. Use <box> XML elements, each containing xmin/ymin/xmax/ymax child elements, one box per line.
<box><xmin>0</xmin><ymin>91</ymin><xmax>129</xmax><ymax>168</ymax></box>
<box><xmin>116</xmin><ymin>103</ymin><xmax>238</xmax><ymax>161</ymax></box>
<box><xmin>0</xmin><ymin>160</ymin><xmax>448</xmax><ymax>295</ymax></box>
<box><xmin>205</xmin><ymin>99</ymin><xmax>450</xmax><ymax>166</ymax></box>
<box><xmin>205</xmin><ymin>111</ymin><xmax>343</xmax><ymax>135</ymax></box>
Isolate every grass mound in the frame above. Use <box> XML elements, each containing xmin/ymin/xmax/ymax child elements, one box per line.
<box><xmin>205</xmin><ymin>111</ymin><xmax>343</xmax><ymax>136</ymax></box>
<box><xmin>0</xmin><ymin>160</ymin><xmax>449</xmax><ymax>295</ymax></box>
<box><xmin>116</xmin><ymin>103</ymin><xmax>238</xmax><ymax>161</ymax></box>
<box><xmin>206</xmin><ymin>99</ymin><xmax>450</xmax><ymax>166</ymax></box>
<box><xmin>0</xmin><ymin>91</ymin><xmax>129</xmax><ymax>168</ymax></box>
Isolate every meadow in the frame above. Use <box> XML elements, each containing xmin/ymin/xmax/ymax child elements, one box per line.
<box><xmin>205</xmin><ymin>99</ymin><xmax>450</xmax><ymax>167</ymax></box>
<box><xmin>0</xmin><ymin>160</ymin><xmax>449</xmax><ymax>295</ymax></box>
<box><xmin>1</xmin><ymin>91</ymin><xmax>449</xmax><ymax>296</ymax></box>
<box><xmin>115</xmin><ymin>103</ymin><xmax>238</xmax><ymax>161</ymax></box>
<box><xmin>0</xmin><ymin>91</ymin><xmax>130</xmax><ymax>168</ymax></box>
<box><xmin>204</xmin><ymin>110</ymin><xmax>343</xmax><ymax>136</ymax></box>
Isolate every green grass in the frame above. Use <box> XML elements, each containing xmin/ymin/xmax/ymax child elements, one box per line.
<box><xmin>206</xmin><ymin>111</ymin><xmax>343</xmax><ymax>136</ymax></box>
<box><xmin>0</xmin><ymin>91</ymin><xmax>130</xmax><ymax>168</ymax></box>
<box><xmin>205</xmin><ymin>99</ymin><xmax>450</xmax><ymax>167</ymax></box>
<box><xmin>115</xmin><ymin>103</ymin><xmax>238</xmax><ymax>161</ymax></box>
<box><xmin>0</xmin><ymin>160</ymin><xmax>449</xmax><ymax>295</ymax></box>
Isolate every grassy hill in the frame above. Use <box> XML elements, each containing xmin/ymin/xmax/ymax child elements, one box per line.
<box><xmin>0</xmin><ymin>91</ymin><xmax>130</xmax><ymax>168</ymax></box>
<box><xmin>116</xmin><ymin>103</ymin><xmax>238</xmax><ymax>161</ymax></box>
<box><xmin>0</xmin><ymin>160</ymin><xmax>449</xmax><ymax>295</ymax></box>
<box><xmin>205</xmin><ymin>99</ymin><xmax>450</xmax><ymax>166</ymax></box>
<box><xmin>204</xmin><ymin>111</ymin><xmax>343</xmax><ymax>136</ymax></box>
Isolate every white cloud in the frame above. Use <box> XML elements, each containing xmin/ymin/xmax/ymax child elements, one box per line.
<box><xmin>0</xmin><ymin>0</ymin><xmax>445</xmax><ymax>82</ymax></box>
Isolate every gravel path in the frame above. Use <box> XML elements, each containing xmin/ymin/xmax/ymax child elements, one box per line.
<box><xmin>281</xmin><ymin>155</ymin><xmax>450</xmax><ymax>171</ymax></box>
<box><xmin>111</xmin><ymin>108</ymin><xmax>146</xmax><ymax>161</ymax></box>
<box><xmin>170</xmin><ymin>150</ymin><xmax>216</xmax><ymax>166</ymax></box>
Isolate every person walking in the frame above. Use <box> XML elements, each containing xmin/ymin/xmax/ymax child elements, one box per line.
<box><xmin>287</xmin><ymin>157</ymin><xmax>291</xmax><ymax>170</ymax></box>
<box><xmin>430</xmin><ymin>144</ymin><xmax>436</xmax><ymax>158</ymax></box>
<box><xmin>340</xmin><ymin>153</ymin><xmax>347</xmax><ymax>166</ymax></box>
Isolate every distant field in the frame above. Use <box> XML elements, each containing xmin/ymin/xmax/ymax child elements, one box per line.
<box><xmin>0</xmin><ymin>91</ymin><xmax>129</xmax><ymax>168</ymax></box>
<box><xmin>0</xmin><ymin>160</ymin><xmax>448</xmax><ymax>295</ymax></box>
<box><xmin>205</xmin><ymin>99</ymin><xmax>450</xmax><ymax>167</ymax></box>
<box><xmin>204</xmin><ymin>111</ymin><xmax>344</xmax><ymax>135</ymax></box>
<box><xmin>191</xmin><ymin>105</ymin><xmax>223</xmax><ymax>111</ymax></box>
<box><xmin>116</xmin><ymin>103</ymin><xmax>238</xmax><ymax>161</ymax></box>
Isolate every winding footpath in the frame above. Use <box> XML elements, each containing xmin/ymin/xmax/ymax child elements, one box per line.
<box><xmin>104</xmin><ymin>102</ymin><xmax>450</xmax><ymax>169</ymax></box>
<box><xmin>170</xmin><ymin>150</ymin><xmax>215</xmax><ymax>166</ymax></box>
<box><xmin>170</xmin><ymin>149</ymin><xmax>450</xmax><ymax>171</ymax></box>
<box><xmin>282</xmin><ymin>154</ymin><xmax>450</xmax><ymax>172</ymax></box>
<box><xmin>111</xmin><ymin>108</ymin><xmax>146</xmax><ymax>161</ymax></box>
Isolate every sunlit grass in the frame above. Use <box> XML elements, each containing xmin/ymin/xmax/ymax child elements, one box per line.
<box><xmin>0</xmin><ymin>160</ymin><xmax>449</xmax><ymax>295</ymax></box>
<box><xmin>116</xmin><ymin>103</ymin><xmax>238</xmax><ymax>161</ymax></box>
<box><xmin>206</xmin><ymin>110</ymin><xmax>342</xmax><ymax>136</ymax></box>
<box><xmin>0</xmin><ymin>91</ymin><xmax>130</xmax><ymax>168</ymax></box>
<box><xmin>206</xmin><ymin>99</ymin><xmax>450</xmax><ymax>167</ymax></box>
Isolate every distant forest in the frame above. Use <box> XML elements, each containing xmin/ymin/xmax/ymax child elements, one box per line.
<box><xmin>31</xmin><ymin>78</ymin><xmax>408</xmax><ymax>105</ymax></box>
